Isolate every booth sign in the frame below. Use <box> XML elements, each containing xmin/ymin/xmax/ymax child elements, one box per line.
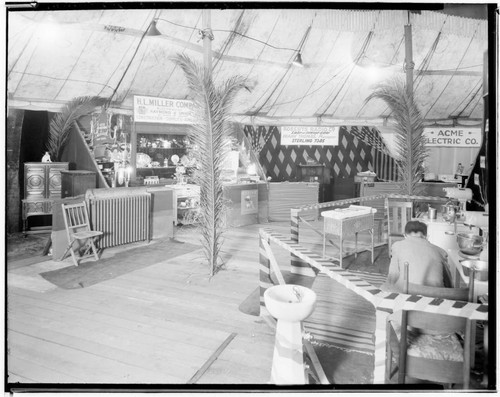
<box><xmin>280</xmin><ymin>126</ymin><xmax>339</xmax><ymax>146</ymax></box>
<box><xmin>133</xmin><ymin>95</ymin><xmax>197</xmax><ymax>124</ymax></box>
<box><xmin>423</xmin><ymin>127</ymin><xmax>482</xmax><ymax>147</ymax></box>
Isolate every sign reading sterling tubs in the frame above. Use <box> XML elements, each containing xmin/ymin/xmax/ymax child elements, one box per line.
<box><xmin>280</xmin><ymin>126</ymin><xmax>340</xmax><ymax>146</ymax></box>
<box><xmin>423</xmin><ymin>127</ymin><xmax>482</xmax><ymax>147</ymax></box>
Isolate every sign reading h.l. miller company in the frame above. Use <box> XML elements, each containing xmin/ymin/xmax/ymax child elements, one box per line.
<box><xmin>423</xmin><ymin>127</ymin><xmax>482</xmax><ymax>147</ymax></box>
<box><xmin>133</xmin><ymin>95</ymin><xmax>197</xmax><ymax>124</ymax></box>
<box><xmin>280</xmin><ymin>126</ymin><xmax>339</xmax><ymax>146</ymax></box>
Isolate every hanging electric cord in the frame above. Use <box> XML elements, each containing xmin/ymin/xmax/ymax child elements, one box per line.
<box><xmin>10</xmin><ymin>71</ymin><xmax>115</xmax><ymax>91</ymax></box>
<box><xmin>54</xmin><ymin>10</ymin><xmax>107</xmax><ymax>99</ymax></box>
<box><xmin>264</xmin><ymin>18</ymin><xmax>316</xmax><ymax>114</ymax></box>
<box><xmin>212</xmin><ymin>10</ymin><xmax>247</xmax><ymax>79</ymax></box>
<box><xmin>152</xmin><ymin>16</ymin><xmax>301</xmax><ymax>53</ymax></box>
<box><xmin>423</xmin><ymin>23</ymin><xmax>480</xmax><ymax>120</ymax></box>
<box><xmin>256</xmin><ymin>61</ymin><xmax>353</xmax><ymax>112</ymax></box>
<box><xmin>288</xmin><ymin>29</ymin><xmax>342</xmax><ymax>115</ymax></box>
<box><xmin>107</xmin><ymin>10</ymin><xmax>160</xmax><ymax>105</ymax></box>
<box><xmin>317</xmin><ymin>29</ymin><xmax>375</xmax><ymax>117</ymax></box>
<box><xmin>317</xmin><ymin>11</ymin><xmax>382</xmax><ymax>117</ymax></box>
<box><xmin>250</xmin><ymin>25</ymin><xmax>312</xmax><ymax>116</ymax></box>
<box><xmin>449</xmin><ymin>79</ymin><xmax>482</xmax><ymax>117</ymax></box>
<box><xmin>155</xmin><ymin>12</ymin><xmax>202</xmax><ymax>98</ymax></box>
<box><xmin>453</xmin><ymin>83</ymin><xmax>483</xmax><ymax>119</ymax></box>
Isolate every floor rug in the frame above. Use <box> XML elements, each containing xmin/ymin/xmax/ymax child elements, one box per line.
<box><xmin>304</xmin><ymin>271</ymin><xmax>386</xmax><ymax>355</ymax></box>
<box><xmin>40</xmin><ymin>240</ymin><xmax>200</xmax><ymax>289</ymax></box>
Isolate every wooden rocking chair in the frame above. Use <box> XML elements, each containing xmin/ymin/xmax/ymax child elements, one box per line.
<box><xmin>60</xmin><ymin>202</ymin><xmax>103</xmax><ymax>266</ymax></box>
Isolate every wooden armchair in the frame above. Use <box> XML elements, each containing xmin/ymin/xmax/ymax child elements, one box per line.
<box><xmin>385</xmin><ymin>198</ymin><xmax>413</xmax><ymax>253</ymax></box>
<box><xmin>385</xmin><ymin>263</ymin><xmax>475</xmax><ymax>388</ymax></box>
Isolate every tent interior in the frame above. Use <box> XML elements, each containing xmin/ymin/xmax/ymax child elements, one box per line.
<box><xmin>6</xmin><ymin>4</ymin><xmax>492</xmax><ymax>231</ymax></box>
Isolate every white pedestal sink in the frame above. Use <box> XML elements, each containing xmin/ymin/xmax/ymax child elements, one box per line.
<box><xmin>264</xmin><ymin>284</ymin><xmax>317</xmax><ymax>384</ymax></box>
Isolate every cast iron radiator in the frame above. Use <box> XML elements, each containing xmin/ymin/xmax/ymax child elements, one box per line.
<box><xmin>88</xmin><ymin>193</ymin><xmax>151</xmax><ymax>249</ymax></box>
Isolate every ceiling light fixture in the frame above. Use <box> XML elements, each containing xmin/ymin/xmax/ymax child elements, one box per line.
<box><xmin>292</xmin><ymin>52</ymin><xmax>304</xmax><ymax>67</ymax></box>
<box><xmin>145</xmin><ymin>20</ymin><xmax>162</xmax><ymax>36</ymax></box>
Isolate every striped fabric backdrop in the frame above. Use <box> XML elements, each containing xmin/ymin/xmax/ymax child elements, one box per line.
<box><xmin>243</xmin><ymin>125</ymin><xmax>399</xmax><ymax>182</ymax></box>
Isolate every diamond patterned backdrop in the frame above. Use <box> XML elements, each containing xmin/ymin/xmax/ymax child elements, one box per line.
<box><xmin>244</xmin><ymin>125</ymin><xmax>398</xmax><ymax>182</ymax></box>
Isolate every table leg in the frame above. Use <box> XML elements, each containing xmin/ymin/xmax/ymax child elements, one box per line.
<box><xmin>371</xmin><ymin>228</ymin><xmax>374</xmax><ymax>264</ymax></box>
<box><xmin>354</xmin><ymin>232</ymin><xmax>358</xmax><ymax>259</ymax></box>
<box><xmin>339</xmin><ymin>236</ymin><xmax>343</xmax><ymax>268</ymax></box>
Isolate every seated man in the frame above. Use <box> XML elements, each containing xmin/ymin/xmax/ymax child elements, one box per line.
<box><xmin>381</xmin><ymin>220</ymin><xmax>450</xmax><ymax>292</ymax></box>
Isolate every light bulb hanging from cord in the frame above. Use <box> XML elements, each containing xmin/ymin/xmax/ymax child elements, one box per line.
<box><xmin>146</xmin><ymin>20</ymin><xmax>162</xmax><ymax>36</ymax></box>
<box><xmin>292</xmin><ymin>52</ymin><xmax>304</xmax><ymax>67</ymax></box>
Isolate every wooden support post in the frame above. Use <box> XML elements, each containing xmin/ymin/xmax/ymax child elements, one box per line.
<box><xmin>290</xmin><ymin>208</ymin><xmax>315</xmax><ymax>277</ymax></box>
<box><xmin>259</xmin><ymin>233</ymin><xmax>274</xmax><ymax>317</ymax></box>
<box><xmin>373</xmin><ymin>308</ymin><xmax>391</xmax><ymax>384</ymax></box>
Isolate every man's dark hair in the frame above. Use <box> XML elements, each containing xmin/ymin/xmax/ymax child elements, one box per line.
<box><xmin>404</xmin><ymin>220</ymin><xmax>427</xmax><ymax>236</ymax></box>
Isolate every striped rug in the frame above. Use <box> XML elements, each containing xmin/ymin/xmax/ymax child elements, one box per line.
<box><xmin>304</xmin><ymin>271</ymin><xmax>387</xmax><ymax>355</ymax></box>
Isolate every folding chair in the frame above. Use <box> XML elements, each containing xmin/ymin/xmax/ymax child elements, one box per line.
<box><xmin>60</xmin><ymin>202</ymin><xmax>103</xmax><ymax>266</ymax></box>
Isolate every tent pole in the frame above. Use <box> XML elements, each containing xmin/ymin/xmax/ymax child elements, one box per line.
<box><xmin>202</xmin><ymin>9</ymin><xmax>213</xmax><ymax>73</ymax></box>
<box><xmin>404</xmin><ymin>22</ymin><xmax>414</xmax><ymax>96</ymax></box>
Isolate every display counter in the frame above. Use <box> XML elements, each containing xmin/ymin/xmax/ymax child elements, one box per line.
<box><xmin>268</xmin><ymin>182</ymin><xmax>319</xmax><ymax>222</ymax></box>
<box><xmin>223</xmin><ymin>182</ymin><xmax>261</xmax><ymax>227</ymax></box>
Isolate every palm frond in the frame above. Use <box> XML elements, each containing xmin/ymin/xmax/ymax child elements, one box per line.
<box><xmin>365</xmin><ymin>78</ymin><xmax>428</xmax><ymax>195</ymax></box>
<box><xmin>173</xmin><ymin>54</ymin><xmax>248</xmax><ymax>276</ymax></box>
<box><xmin>47</xmin><ymin>96</ymin><xmax>107</xmax><ymax>161</ymax></box>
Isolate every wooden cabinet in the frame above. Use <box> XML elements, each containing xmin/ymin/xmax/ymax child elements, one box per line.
<box><xmin>297</xmin><ymin>164</ymin><xmax>331</xmax><ymax>202</ymax></box>
<box><xmin>22</xmin><ymin>162</ymin><xmax>69</xmax><ymax>234</ymax></box>
<box><xmin>61</xmin><ymin>170</ymin><xmax>96</xmax><ymax>198</ymax></box>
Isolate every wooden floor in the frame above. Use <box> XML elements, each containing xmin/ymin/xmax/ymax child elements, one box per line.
<box><xmin>6</xmin><ymin>219</ymin><xmax>489</xmax><ymax>388</ymax></box>
<box><xmin>8</xmin><ymin>223</ymin><xmax>297</xmax><ymax>385</ymax></box>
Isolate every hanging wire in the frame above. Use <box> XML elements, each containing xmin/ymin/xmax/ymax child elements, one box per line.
<box><xmin>107</xmin><ymin>10</ymin><xmax>160</xmax><ymax>104</ymax></box>
<box><xmin>452</xmin><ymin>81</ymin><xmax>483</xmax><ymax>119</ymax></box>
<box><xmin>423</xmin><ymin>22</ymin><xmax>480</xmax><ymax>119</ymax></box>
<box><xmin>250</xmin><ymin>24</ymin><xmax>312</xmax><ymax>116</ymax></box>
<box><xmin>448</xmin><ymin>79</ymin><xmax>482</xmax><ymax>117</ymax></box>
<box><xmin>155</xmin><ymin>11</ymin><xmax>202</xmax><ymax>98</ymax></box>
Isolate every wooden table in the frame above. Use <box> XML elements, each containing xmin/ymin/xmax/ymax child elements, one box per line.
<box><xmin>322</xmin><ymin>208</ymin><xmax>375</xmax><ymax>268</ymax></box>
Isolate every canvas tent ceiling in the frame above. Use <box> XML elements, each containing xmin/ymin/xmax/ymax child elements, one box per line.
<box><xmin>7</xmin><ymin>6</ymin><xmax>489</xmax><ymax>127</ymax></box>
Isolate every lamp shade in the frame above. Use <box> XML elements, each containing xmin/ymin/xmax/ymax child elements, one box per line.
<box><xmin>292</xmin><ymin>52</ymin><xmax>304</xmax><ymax>67</ymax></box>
<box><xmin>146</xmin><ymin>20</ymin><xmax>162</xmax><ymax>36</ymax></box>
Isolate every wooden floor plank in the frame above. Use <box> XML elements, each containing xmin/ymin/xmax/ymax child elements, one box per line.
<box><xmin>8</xmin><ymin>312</ymin><xmax>215</xmax><ymax>380</ymax></box>
<box><xmin>7</xmin><ymin>355</ymin><xmax>85</xmax><ymax>384</ymax></box>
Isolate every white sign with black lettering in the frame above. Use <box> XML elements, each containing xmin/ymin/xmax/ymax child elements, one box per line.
<box><xmin>134</xmin><ymin>95</ymin><xmax>197</xmax><ymax>124</ymax></box>
<box><xmin>280</xmin><ymin>126</ymin><xmax>339</xmax><ymax>146</ymax></box>
<box><xmin>423</xmin><ymin>127</ymin><xmax>482</xmax><ymax>147</ymax></box>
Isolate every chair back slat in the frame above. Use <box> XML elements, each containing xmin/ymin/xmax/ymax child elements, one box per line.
<box><xmin>62</xmin><ymin>202</ymin><xmax>91</xmax><ymax>230</ymax></box>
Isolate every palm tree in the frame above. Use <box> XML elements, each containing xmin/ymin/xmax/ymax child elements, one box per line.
<box><xmin>173</xmin><ymin>54</ymin><xmax>248</xmax><ymax>276</ymax></box>
<box><xmin>366</xmin><ymin>78</ymin><xmax>428</xmax><ymax>195</ymax></box>
<box><xmin>46</xmin><ymin>96</ymin><xmax>107</xmax><ymax>161</ymax></box>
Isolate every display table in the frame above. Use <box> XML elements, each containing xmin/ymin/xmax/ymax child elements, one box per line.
<box><xmin>322</xmin><ymin>206</ymin><xmax>375</xmax><ymax>268</ymax></box>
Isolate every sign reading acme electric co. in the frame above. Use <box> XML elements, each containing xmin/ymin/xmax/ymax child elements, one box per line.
<box><xmin>423</xmin><ymin>127</ymin><xmax>482</xmax><ymax>147</ymax></box>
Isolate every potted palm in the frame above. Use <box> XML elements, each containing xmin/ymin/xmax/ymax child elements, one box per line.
<box><xmin>46</xmin><ymin>96</ymin><xmax>107</xmax><ymax>161</ymax></box>
<box><xmin>366</xmin><ymin>78</ymin><xmax>428</xmax><ymax>196</ymax></box>
<box><xmin>174</xmin><ymin>54</ymin><xmax>248</xmax><ymax>276</ymax></box>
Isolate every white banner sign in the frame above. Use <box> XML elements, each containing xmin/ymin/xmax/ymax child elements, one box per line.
<box><xmin>423</xmin><ymin>127</ymin><xmax>482</xmax><ymax>147</ymax></box>
<box><xmin>280</xmin><ymin>126</ymin><xmax>339</xmax><ymax>146</ymax></box>
<box><xmin>134</xmin><ymin>96</ymin><xmax>197</xmax><ymax>124</ymax></box>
